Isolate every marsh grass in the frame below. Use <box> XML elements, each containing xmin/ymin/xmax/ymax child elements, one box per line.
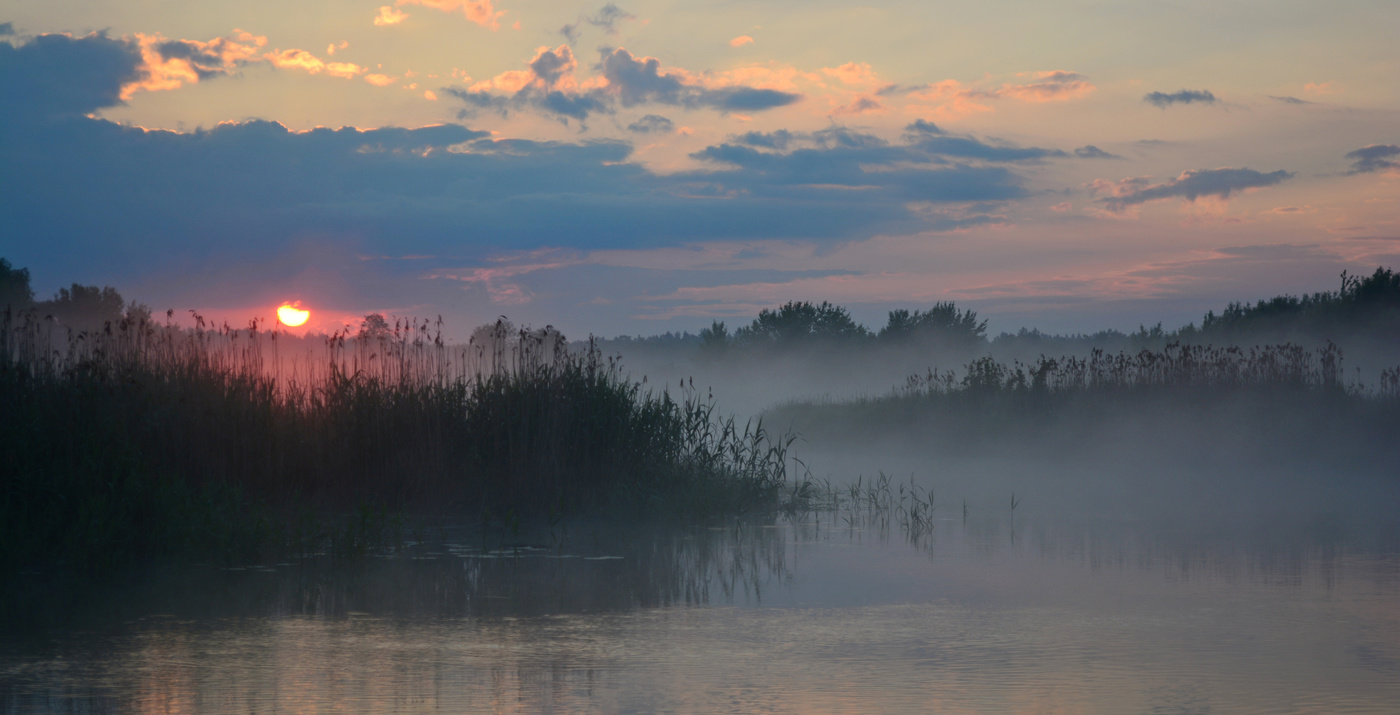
<box><xmin>0</xmin><ymin>311</ymin><xmax>798</xmax><ymax>573</ymax></box>
<box><xmin>768</xmin><ymin>342</ymin><xmax>1400</xmax><ymax>462</ymax></box>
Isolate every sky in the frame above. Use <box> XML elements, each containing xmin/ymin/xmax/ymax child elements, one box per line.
<box><xmin>2</xmin><ymin>0</ymin><xmax>1398</xmax><ymax>338</ymax></box>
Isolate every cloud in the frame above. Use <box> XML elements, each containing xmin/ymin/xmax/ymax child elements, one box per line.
<box><xmin>397</xmin><ymin>0</ymin><xmax>504</xmax><ymax>31</ymax></box>
<box><xmin>0</xmin><ymin>31</ymin><xmax>1060</xmax><ymax>315</ymax></box>
<box><xmin>1345</xmin><ymin>144</ymin><xmax>1400</xmax><ymax>174</ymax></box>
<box><xmin>831</xmin><ymin>95</ymin><xmax>882</xmax><ymax>115</ymax></box>
<box><xmin>374</xmin><ymin>6</ymin><xmax>409</xmax><ymax>26</ymax></box>
<box><xmin>124</xmin><ymin>30</ymin><xmax>266</xmax><ymax>97</ymax></box>
<box><xmin>626</xmin><ymin>114</ymin><xmax>673</xmax><ymax>133</ymax></box>
<box><xmin>985</xmin><ymin>70</ymin><xmax>1095</xmax><ymax>103</ymax></box>
<box><xmin>1094</xmin><ymin>167</ymin><xmax>1292</xmax><ymax>210</ymax></box>
<box><xmin>559</xmin><ymin>23</ymin><xmax>580</xmax><ymax>43</ymax></box>
<box><xmin>1074</xmin><ymin>145</ymin><xmax>1122</xmax><ymax>160</ymax></box>
<box><xmin>686</xmin><ymin>125</ymin><xmax>1033</xmax><ymax>229</ymax></box>
<box><xmin>599</xmin><ymin>47</ymin><xmax>801</xmax><ymax>112</ymax></box>
<box><xmin>1143</xmin><ymin>89</ymin><xmax>1217</xmax><ymax>108</ymax></box>
<box><xmin>902</xmin><ymin>119</ymin><xmax>943</xmax><ymax>138</ymax></box>
<box><xmin>0</xmin><ymin>22</ymin><xmax>13</xmax><ymax>37</ymax></box>
<box><xmin>729</xmin><ymin>36</ymin><xmax>754</xmax><ymax>47</ymax></box>
<box><xmin>900</xmin><ymin>121</ymin><xmax>1066</xmax><ymax>162</ymax></box>
<box><xmin>732</xmin><ymin>130</ymin><xmax>794</xmax><ymax>149</ymax></box>
<box><xmin>449</xmin><ymin>45</ymin><xmax>803</xmax><ymax>122</ymax></box>
<box><xmin>365</xmin><ymin>73</ymin><xmax>395</xmax><ymax>86</ymax></box>
<box><xmin>447</xmin><ymin>45</ymin><xmax>611</xmax><ymax>122</ymax></box>
<box><xmin>265</xmin><ymin>48</ymin><xmax>365</xmax><ymax>78</ymax></box>
<box><xmin>1269</xmin><ymin>95</ymin><xmax>1315</xmax><ymax>105</ymax></box>
<box><xmin>0</xmin><ymin>31</ymin><xmax>144</xmax><ymax>122</ymax></box>
<box><xmin>822</xmin><ymin>62</ymin><xmax>880</xmax><ymax>88</ymax></box>
<box><xmin>587</xmin><ymin>4</ymin><xmax>636</xmax><ymax>34</ymax></box>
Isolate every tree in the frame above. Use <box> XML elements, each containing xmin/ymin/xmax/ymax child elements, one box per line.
<box><xmin>0</xmin><ymin>258</ymin><xmax>34</xmax><ymax>311</ymax></box>
<box><xmin>698</xmin><ymin>320</ymin><xmax>729</xmax><ymax>354</ymax></box>
<box><xmin>38</xmin><ymin>283</ymin><xmax>125</xmax><ymax>331</ymax></box>
<box><xmin>357</xmin><ymin>312</ymin><xmax>391</xmax><ymax>340</ymax></box>
<box><xmin>878</xmin><ymin>302</ymin><xmax>987</xmax><ymax>349</ymax></box>
<box><xmin>734</xmin><ymin>301</ymin><xmax>870</xmax><ymax>348</ymax></box>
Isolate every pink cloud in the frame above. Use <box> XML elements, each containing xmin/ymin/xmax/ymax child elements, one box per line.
<box><xmin>397</xmin><ymin>0</ymin><xmax>504</xmax><ymax>31</ymax></box>
<box><xmin>729</xmin><ymin>35</ymin><xmax>754</xmax><ymax>47</ymax></box>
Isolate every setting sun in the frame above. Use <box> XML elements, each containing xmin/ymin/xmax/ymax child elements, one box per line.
<box><xmin>276</xmin><ymin>304</ymin><xmax>309</xmax><ymax>327</ymax></box>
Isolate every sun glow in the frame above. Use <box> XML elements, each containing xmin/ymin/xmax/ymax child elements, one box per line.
<box><xmin>277</xmin><ymin>303</ymin><xmax>310</xmax><ymax>327</ymax></box>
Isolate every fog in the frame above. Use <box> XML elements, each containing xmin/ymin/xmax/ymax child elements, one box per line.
<box><xmin>590</xmin><ymin>310</ymin><xmax>1400</xmax><ymax>531</ymax></box>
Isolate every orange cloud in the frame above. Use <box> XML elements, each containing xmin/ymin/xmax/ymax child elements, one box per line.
<box><xmin>374</xmin><ymin>6</ymin><xmax>409</xmax><ymax>26</ymax></box>
<box><xmin>729</xmin><ymin>35</ymin><xmax>754</xmax><ymax>47</ymax></box>
<box><xmin>265</xmin><ymin>48</ymin><xmax>365</xmax><ymax>78</ymax></box>
<box><xmin>397</xmin><ymin>0</ymin><xmax>504</xmax><ymax>30</ymax></box>
<box><xmin>364</xmin><ymin>73</ymin><xmax>396</xmax><ymax>86</ymax></box>
<box><xmin>1303</xmin><ymin>81</ymin><xmax>1337</xmax><ymax>95</ymax></box>
<box><xmin>122</xmin><ymin>30</ymin><xmax>267</xmax><ymax>99</ymax></box>
<box><xmin>326</xmin><ymin>40</ymin><xmax>348</xmax><ymax>55</ymax></box>
<box><xmin>424</xmin><ymin>89</ymin><xmax>438</xmax><ymax>100</ymax></box>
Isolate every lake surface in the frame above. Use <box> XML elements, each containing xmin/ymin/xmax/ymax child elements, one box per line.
<box><xmin>4</xmin><ymin>506</ymin><xmax>1398</xmax><ymax>714</ymax></box>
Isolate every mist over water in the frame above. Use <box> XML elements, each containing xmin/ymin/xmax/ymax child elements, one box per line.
<box><xmin>4</xmin><ymin>271</ymin><xmax>1400</xmax><ymax>713</ymax></box>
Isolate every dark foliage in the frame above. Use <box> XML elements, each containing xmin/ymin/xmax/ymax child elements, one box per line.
<box><xmin>734</xmin><ymin>301</ymin><xmax>870</xmax><ymax>348</ymax></box>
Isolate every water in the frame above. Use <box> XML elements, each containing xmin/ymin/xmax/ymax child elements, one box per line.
<box><xmin>3</xmin><ymin>512</ymin><xmax>1398</xmax><ymax>713</ymax></box>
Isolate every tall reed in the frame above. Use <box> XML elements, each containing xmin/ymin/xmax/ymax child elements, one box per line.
<box><xmin>0</xmin><ymin>310</ymin><xmax>797</xmax><ymax>572</ymax></box>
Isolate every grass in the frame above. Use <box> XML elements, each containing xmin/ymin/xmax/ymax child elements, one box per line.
<box><xmin>767</xmin><ymin>342</ymin><xmax>1400</xmax><ymax>463</ymax></box>
<box><xmin>0</xmin><ymin>311</ymin><xmax>800</xmax><ymax>574</ymax></box>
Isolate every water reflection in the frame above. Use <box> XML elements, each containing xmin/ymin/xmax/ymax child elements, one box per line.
<box><xmin>3</xmin><ymin>514</ymin><xmax>1398</xmax><ymax>713</ymax></box>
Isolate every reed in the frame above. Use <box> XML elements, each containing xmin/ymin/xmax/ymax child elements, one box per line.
<box><xmin>0</xmin><ymin>310</ymin><xmax>797</xmax><ymax>573</ymax></box>
<box><xmin>767</xmin><ymin>341</ymin><xmax>1400</xmax><ymax>460</ymax></box>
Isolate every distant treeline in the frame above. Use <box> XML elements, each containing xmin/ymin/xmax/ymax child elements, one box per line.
<box><xmin>591</xmin><ymin>267</ymin><xmax>1400</xmax><ymax>358</ymax></box>
<box><xmin>0</xmin><ymin>258</ymin><xmax>150</xmax><ymax>332</ymax></box>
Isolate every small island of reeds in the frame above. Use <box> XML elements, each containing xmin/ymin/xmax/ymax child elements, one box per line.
<box><xmin>0</xmin><ymin>311</ymin><xmax>799</xmax><ymax>573</ymax></box>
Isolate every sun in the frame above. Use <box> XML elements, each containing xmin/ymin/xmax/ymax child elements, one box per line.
<box><xmin>277</xmin><ymin>303</ymin><xmax>310</xmax><ymax>327</ymax></box>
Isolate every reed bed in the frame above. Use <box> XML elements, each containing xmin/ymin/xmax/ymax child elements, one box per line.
<box><xmin>0</xmin><ymin>311</ymin><xmax>798</xmax><ymax>572</ymax></box>
<box><xmin>768</xmin><ymin>341</ymin><xmax>1400</xmax><ymax>460</ymax></box>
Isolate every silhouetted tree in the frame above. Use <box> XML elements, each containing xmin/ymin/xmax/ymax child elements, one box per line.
<box><xmin>358</xmin><ymin>313</ymin><xmax>391</xmax><ymax>340</ymax></box>
<box><xmin>734</xmin><ymin>301</ymin><xmax>870</xmax><ymax>348</ymax></box>
<box><xmin>38</xmin><ymin>283</ymin><xmax>125</xmax><ymax>331</ymax></box>
<box><xmin>0</xmin><ymin>258</ymin><xmax>34</xmax><ymax>311</ymax></box>
<box><xmin>878</xmin><ymin>302</ymin><xmax>987</xmax><ymax>350</ymax></box>
<box><xmin>698</xmin><ymin>320</ymin><xmax>729</xmax><ymax>354</ymax></box>
<box><xmin>1200</xmin><ymin>266</ymin><xmax>1400</xmax><ymax>341</ymax></box>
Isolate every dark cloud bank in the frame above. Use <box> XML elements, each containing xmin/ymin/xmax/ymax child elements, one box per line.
<box><xmin>1</xmin><ymin>32</ymin><xmax>1080</xmax><ymax>281</ymax></box>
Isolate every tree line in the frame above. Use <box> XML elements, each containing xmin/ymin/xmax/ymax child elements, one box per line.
<box><xmin>1</xmin><ymin>258</ymin><xmax>149</xmax><ymax>332</ymax></box>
